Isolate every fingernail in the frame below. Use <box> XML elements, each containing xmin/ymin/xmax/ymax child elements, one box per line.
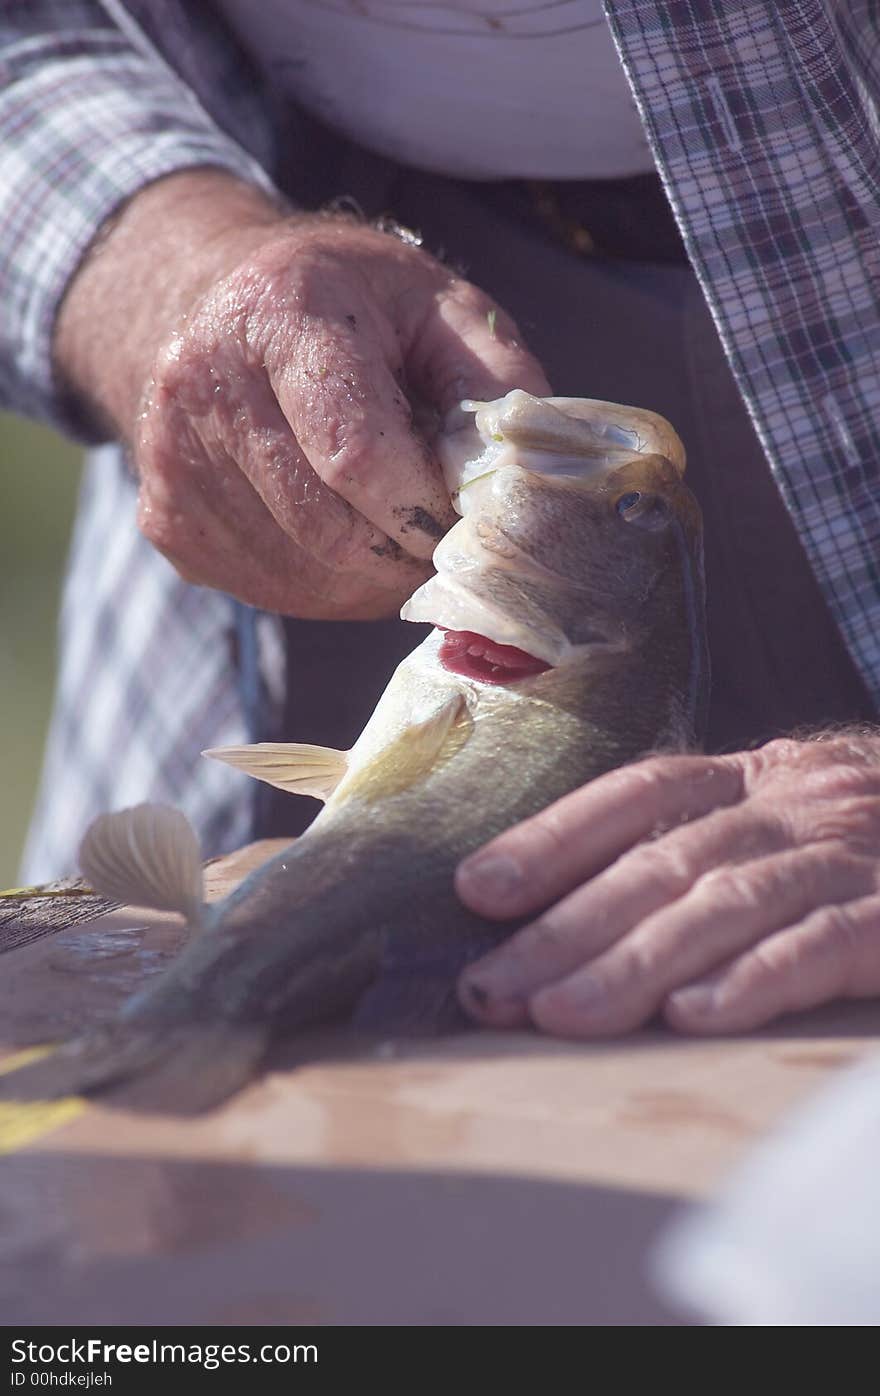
<box><xmin>461</xmin><ymin>946</ymin><xmax>531</xmax><ymax>1002</ymax></box>
<box><xmin>461</xmin><ymin>957</ymin><xmax>516</xmax><ymax>999</ymax></box>
<box><xmin>458</xmin><ymin>852</ymin><xmax>523</xmax><ymax>905</ymax></box>
<box><xmin>463</xmin><ymin>980</ymin><xmax>527</xmax><ymax>1025</ymax></box>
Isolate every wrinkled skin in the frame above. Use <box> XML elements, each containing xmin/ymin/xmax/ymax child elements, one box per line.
<box><xmin>136</xmin><ymin>219</ymin><xmax>553</xmax><ymax>617</ymax></box>
<box><xmin>457</xmin><ymin>731</ymin><xmax>880</xmax><ymax>1034</ymax></box>
<box><xmin>58</xmin><ymin>175</ymin><xmax>880</xmax><ymax>1041</ymax></box>
<box><xmin>57</xmin><ymin>171</ymin><xmax>550</xmax><ymax>619</ymax></box>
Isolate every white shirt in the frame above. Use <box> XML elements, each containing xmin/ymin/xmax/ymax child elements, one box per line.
<box><xmin>216</xmin><ymin>0</ymin><xmax>655</xmax><ymax>179</ymax></box>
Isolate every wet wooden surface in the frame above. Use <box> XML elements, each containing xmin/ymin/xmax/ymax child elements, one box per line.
<box><xmin>1</xmin><ymin>838</ymin><xmax>878</xmax><ymax>1325</ymax></box>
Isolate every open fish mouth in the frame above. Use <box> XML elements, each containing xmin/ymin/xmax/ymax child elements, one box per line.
<box><xmin>401</xmin><ymin>568</ymin><xmax>573</xmax><ymax>667</ymax></box>
<box><xmin>437</xmin><ymin>628</ymin><xmax>552</xmax><ymax>685</ymax></box>
<box><xmin>439</xmin><ymin>390</ymin><xmax>686</xmax><ymax>502</ymax></box>
<box><xmin>402</xmin><ymin>389</ymin><xmax>685</xmax><ymax>669</ymax></box>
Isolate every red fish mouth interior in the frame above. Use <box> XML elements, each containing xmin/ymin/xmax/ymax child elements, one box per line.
<box><xmin>438</xmin><ymin>629</ymin><xmax>552</xmax><ymax>684</ymax></box>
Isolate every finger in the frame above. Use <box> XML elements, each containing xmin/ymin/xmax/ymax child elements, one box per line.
<box><xmin>138</xmin><ymin>397</ymin><xmax>411</xmax><ymax>618</ymax></box>
<box><xmin>405</xmin><ymin>278</ymin><xmax>552</xmax><ymax>413</ymax></box>
<box><xmin>456</xmin><ymin>754</ymin><xmax>746</xmax><ymax>920</ymax></box>
<box><xmin>664</xmin><ymin>893</ymin><xmax>880</xmax><ymax>1035</ymax></box>
<box><xmin>459</xmin><ymin>800</ymin><xmax>789</xmax><ymax>1022</ymax></box>
<box><xmin>528</xmin><ymin>846</ymin><xmax>880</xmax><ymax>1037</ymax></box>
<box><xmin>197</xmin><ymin>366</ymin><xmax>431</xmax><ymax>597</ymax></box>
<box><xmin>272</xmin><ymin>309</ymin><xmax>456</xmax><ymax>561</ymax></box>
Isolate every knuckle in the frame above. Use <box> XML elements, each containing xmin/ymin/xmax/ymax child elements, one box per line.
<box><xmin>801</xmin><ymin>902</ymin><xmax>874</xmax><ymax>995</ymax></box>
<box><xmin>799</xmin><ymin>764</ymin><xmax>874</xmax><ymax>801</ymax></box>
<box><xmin>629</xmin><ymin>751</ymin><xmax>724</xmax><ymax>790</ymax></box>
<box><xmin>499</xmin><ymin>807</ymin><xmax>575</xmax><ymax>886</ymax></box>
<box><xmin>439</xmin><ymin>279</ymin><xmax>529</xmax><ymax>348</ymax></box>
<box><xmin>610</xmin><ymin>939</ymin><xmax>658</xmax><ymax>991</ymax></box>
<box><xmin>805</xmin><ymin>797</ymin><xmax>880</xmax><ymax>849</ymax></box>
<box><xmin>317</xmin><ymin>428</ymin><xmax>374</xmax><ymax>487</ymax></box>
<box><xmin>742</xmin><ymin>936</ymin><xmax>795</xmax><ymax>993</ymax></box>
<box><xmin>149</xmin><ymin>336</ymin><xmax>189</xmax><ymax>391</ymax></box>
<box><xmin>747</xmin><ymin>735</ymin><xmax>879</xmax><ymax>792</ymax></box>
<box><xmin>691</xmin><ymin>863</ymin><xmax>760</xmax><ymax>911</ymax></box>
<box><xmin>529</xmin><ymin>804</ymin><xmax>577</xmax><ymax>858</ymax></box>
<box><xmin>137</xmin><ymin>502</ymin><xmax>182</xmax><ymax>556</ymax></box>
<box><xmin>195</xmin><ymin>247</ymin><xmax>309</xmax><ymax>359</ymax></box>
<box><xmin>762</xmin><ymin>737</ymin><xmax>804</xmax><ymax>763</ymax></box>
<box><xmin>624</xmin><ymin>754</ymin><xmax>686</xmax><ymax>800</ymax></box>
<box><xmin>823</xmin><ymin>846</ymin><xmax>880</xmax><ymax>886</ymax></box>
<box><xmin>742</xmin><ymin>738</ymin><xmax>802</xmax><ymax>787</ymax></box>
<box><xmin>754</xmin><ymin>735</ymin><xmax>831</xmax><ymax>776</ymax></box>
<box><xmin>625</xmin><ymin>838</ymin><xmax>695</xmax><ymax>895</ymax></box>
<box><xmin>442</xmin><ymin>277</ymin><xmax>496</xmax><ymax>318</ymax></box>
<box><xmin>636</xmin><ymin>753</ymin><xmax>682</xmax><ymax>782</ymax></box>
<box><xmin>515</xmin><ymin>913</ymin><xmax>573</xmax><ymax>963</ymax></box>
<box><xmin>146</xmin><ymin>321</ymin><xmax>242</xmax><ymax>424</ymax></box>
<box><xmin>318</xmin><ymin>456</ymin><xmax>366</xmax><ymax>504</ymax></box>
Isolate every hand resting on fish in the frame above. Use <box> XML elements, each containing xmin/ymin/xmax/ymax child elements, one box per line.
<box><xmin>0</xmin><ymin>390</ymin><xmax>707</xmax><ymax>1112</ymax></box>
<box><xmin>457</xmin><ymin>728</ymin><xmax>880</xmax><ymax>1038</ymax></box>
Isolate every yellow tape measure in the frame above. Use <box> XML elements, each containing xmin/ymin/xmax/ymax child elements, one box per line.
<box><xmin>0</xmin><ymin>1048</ymin><xmax>86</xmax><ymax>1154</ymax></box>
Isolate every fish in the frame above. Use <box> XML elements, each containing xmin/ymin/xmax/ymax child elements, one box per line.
<box><xmin>0</xmin><ymin>390</ymin><xmax>707</xmax><ymax>1113</ymax></box>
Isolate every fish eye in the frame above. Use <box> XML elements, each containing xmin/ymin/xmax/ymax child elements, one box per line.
<box><xmin>616</xmin><ymin>491</ymin><xmax>642</xmax><ymax>515</ymax></box>
<box><xmin>615</xmin><ymin>491</ymin><xmax>670</xmax><ymax>531</ymax></box>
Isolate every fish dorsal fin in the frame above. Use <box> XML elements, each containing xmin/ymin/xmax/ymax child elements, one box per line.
<box><xmin>202</xmin><ymin>743</ymin><xmax>348</xmax><ymax>801</ymax></box>
<box><xmin>78</xmin><ymin>804</ymin><xmax>204</xmax><ymax>925</ymax></box>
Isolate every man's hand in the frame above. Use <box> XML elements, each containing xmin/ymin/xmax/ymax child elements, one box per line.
<box><xmin>455</xmin><ymin>733</ymin><xmax>880</xmax><ymax>1035</ymax></box>
<box><xmin>55</xmin><ymin>170</ymin><xmax>550</xmax><ymax>618</ymax></box>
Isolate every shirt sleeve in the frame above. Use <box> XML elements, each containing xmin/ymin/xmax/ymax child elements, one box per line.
<box><xmin>0</xmin><ymin>0</ymin><xmax>279</xmax><ymax>437</ymax></box>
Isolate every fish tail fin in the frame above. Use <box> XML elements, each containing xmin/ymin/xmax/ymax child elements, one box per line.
<box><xmin>0</xmin><ymin>1019</ymin><xmax>269</xmax><ymax>1116</ymax></box>
<box><xmin>78</xmin><ymin>804</ymin><xmax>206</xmax><ymax>928</ymax></box>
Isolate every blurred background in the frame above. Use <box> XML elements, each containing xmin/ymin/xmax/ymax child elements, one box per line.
<box><xmin>0</xmin><ymin>412</ymin><xmax>81</xmax><ymax>884</ymax></box>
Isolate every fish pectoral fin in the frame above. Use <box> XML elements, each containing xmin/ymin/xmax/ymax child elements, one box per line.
<box><xmin>393</xmin><ymin>693</ymin><xmax>471</xmax><ymax>777</ymax></box>
<box><xmin>78</xmin><ymin>804</ymin><xmax>205</xmax><ymax>927</ymax></box>
<box><xmin>337</xmin><ymin>694</ymin><xmax>471</xmax><ymax>805</ymax></box>
<box><xmin>202</xmin><ymin>743</ymin><xmax>348</xmax><ymax>802</ymax></box>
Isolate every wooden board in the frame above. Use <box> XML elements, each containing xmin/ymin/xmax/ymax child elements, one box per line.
<box><xmin>1</xmin><ymin>839</ymin><xmax>877</xmax><ymax>1325</ymax></box>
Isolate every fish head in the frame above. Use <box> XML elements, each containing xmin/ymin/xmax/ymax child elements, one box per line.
<box><xmin>401</xmin><ymin>390</ymin><xmax>707</xmax><ymax>732</ymax></box>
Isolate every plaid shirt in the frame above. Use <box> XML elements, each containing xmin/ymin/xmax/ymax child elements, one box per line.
<box><xmin>4</xmin><ymin>0</ymin><xmax>880</xmax><ymax>877</ymax></box>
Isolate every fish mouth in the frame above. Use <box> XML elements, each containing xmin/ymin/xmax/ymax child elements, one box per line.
<box><xmin>437</xmin><ymin>629</ymin><xmax>552</xmax><ymax>685</ymax></box>
<box><xmin>440</xmin><ymin>391</ymin><xmax>687</xmax><ymax>504</ymax></box>
<box><xmin>401</xmin><ymin>390</ymin><xmax>681</xmax><ymax>675</ymax></box>
<box><xmin>401</xmin><ymin>574</ymin><xmax>572</xmax><ymax>666</ymax></box>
